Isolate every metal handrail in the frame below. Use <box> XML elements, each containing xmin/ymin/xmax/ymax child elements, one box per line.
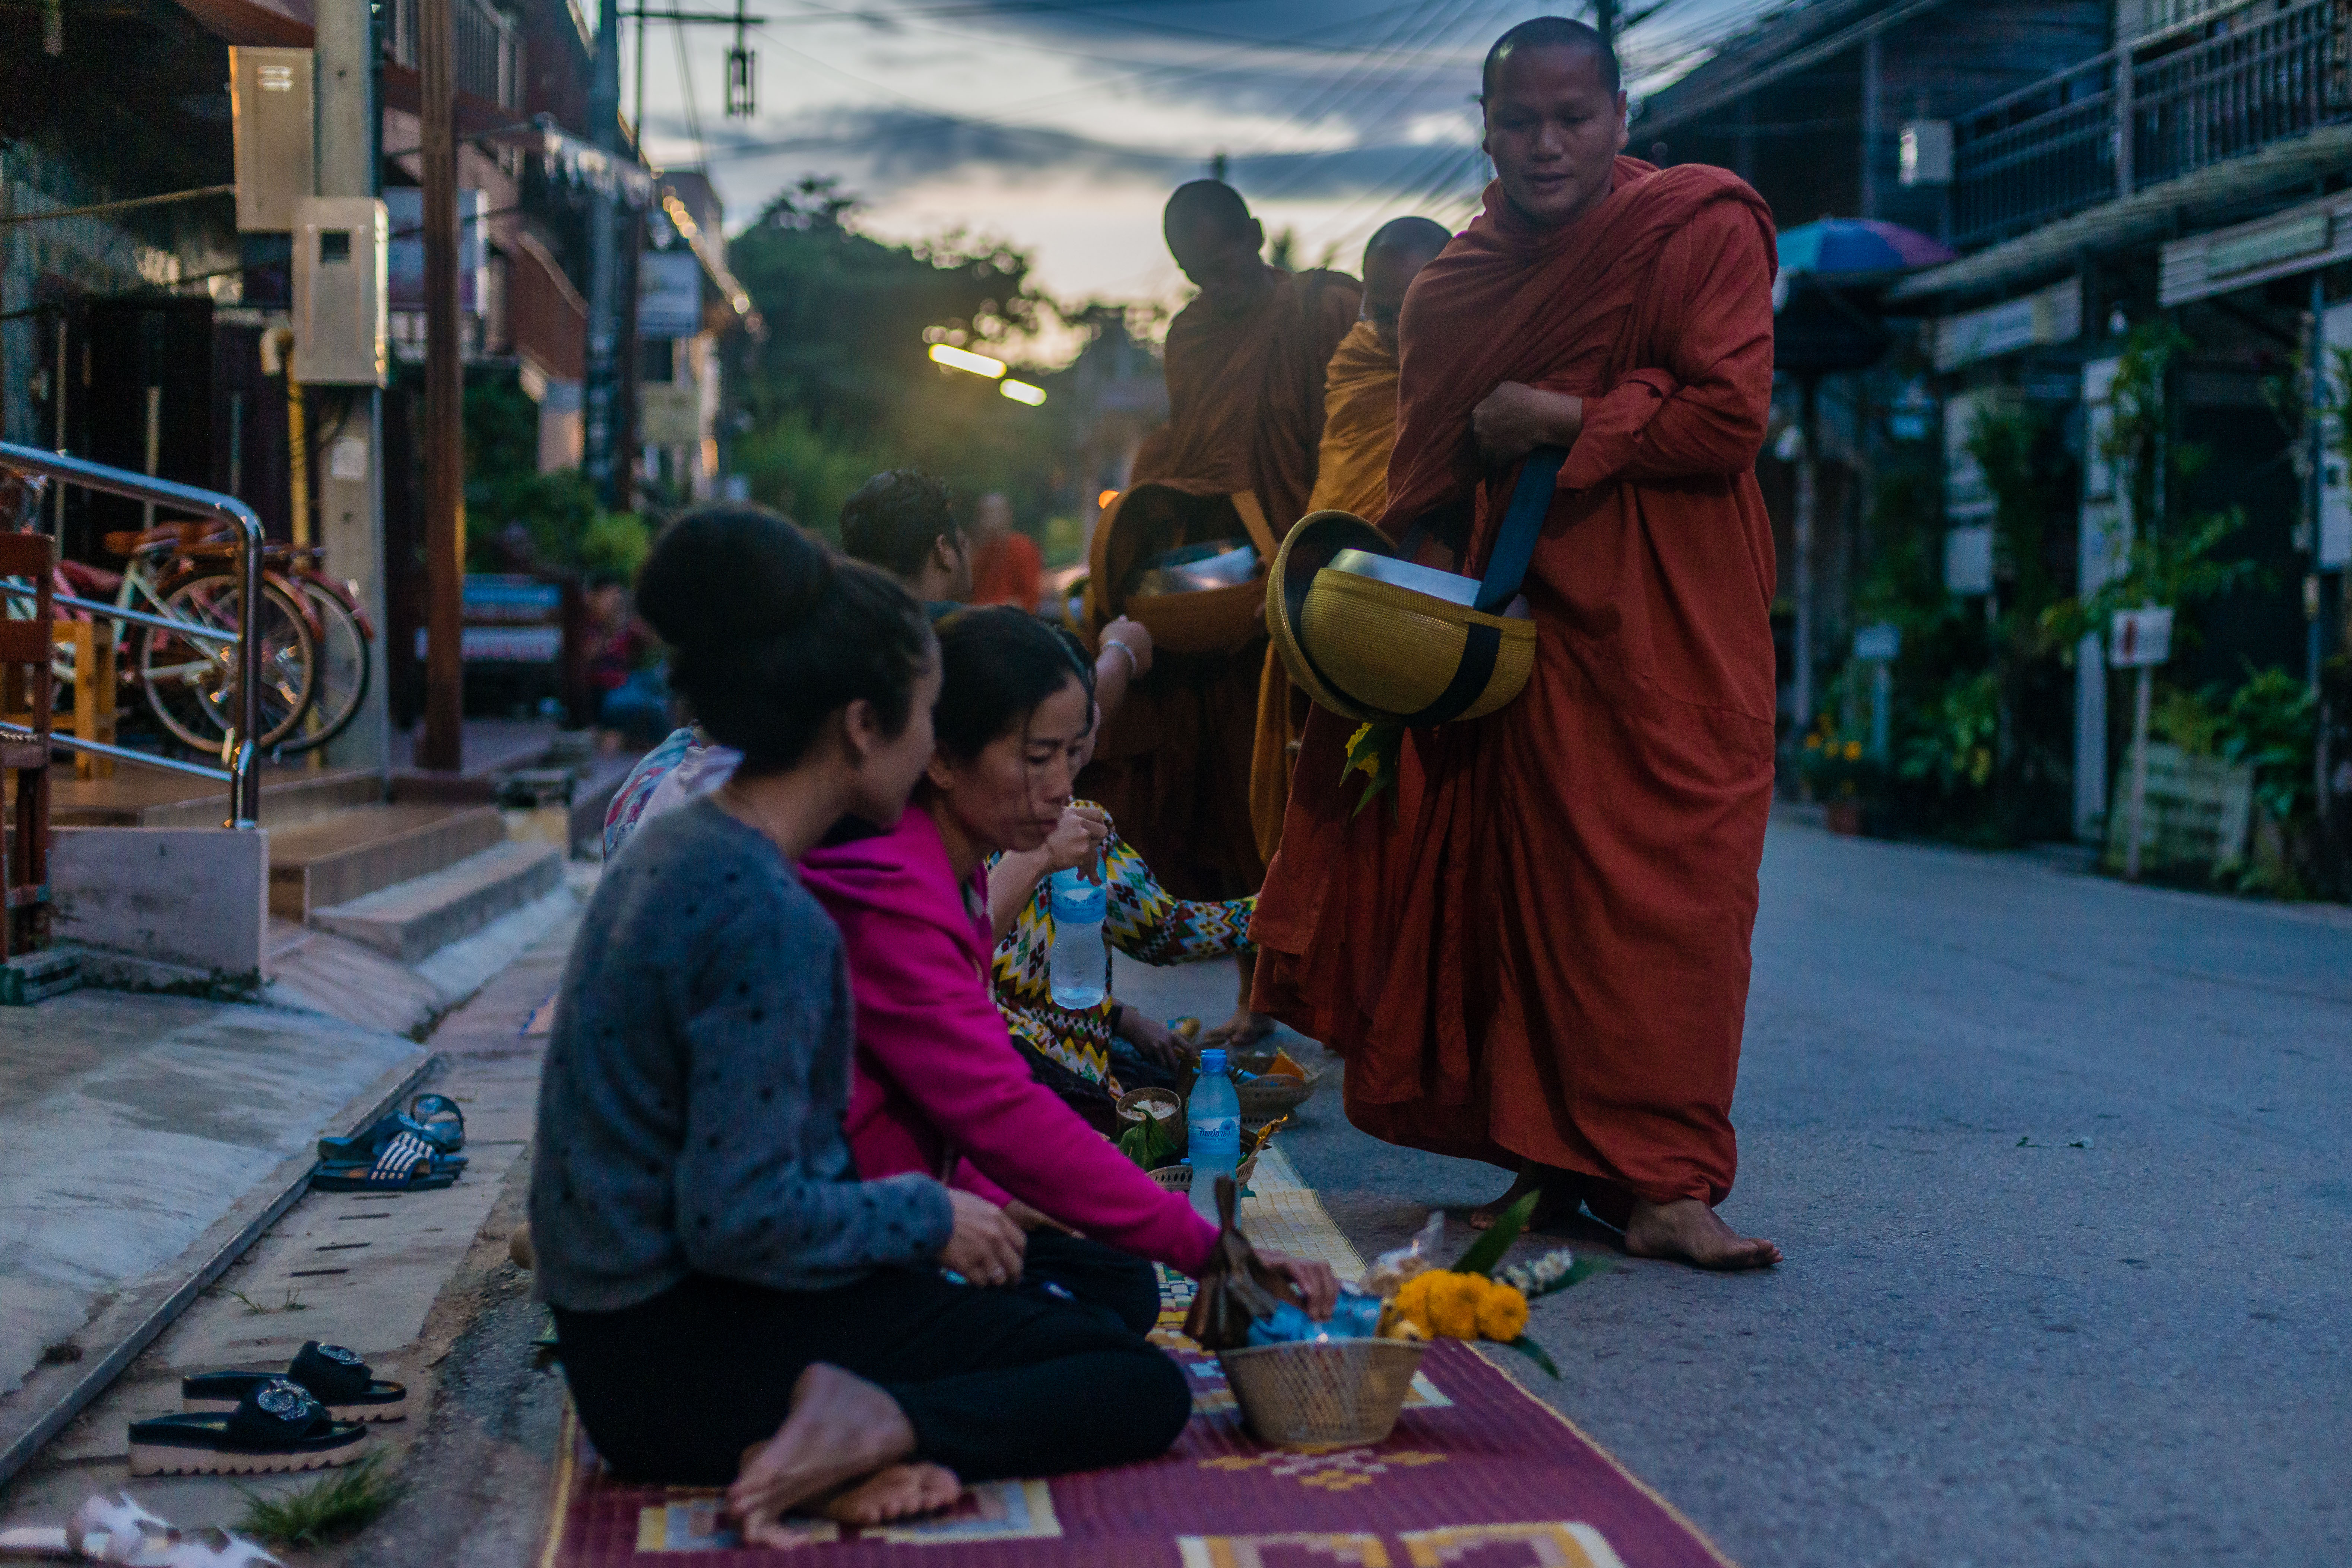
<box><xmin>0</xmin><ymin>722</ymin><xmax>233</xmax><ymax>782</ymax></box>
<box><xmin>0</xmin><ymin>580</ymin><xmax>240</xmax><ymax>644</ymax></box>
<box><xmin>0</xmin><ymin>442</ymin><xmax>263</xmax><ymax>827</ymax></box>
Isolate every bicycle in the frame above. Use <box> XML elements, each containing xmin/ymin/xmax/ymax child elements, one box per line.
<box><xmin>44</xmin><ymin>522</ymin><xmax>320</xmax><ymax>753</ymax></box>
<box><xmin>171</xmin><ymin>533</ymin><xmax>374</xmax><ymax>756</ymax></box>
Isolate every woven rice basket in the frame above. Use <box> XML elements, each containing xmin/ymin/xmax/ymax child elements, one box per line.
<box><xmin>1236</xmin><ymin>1072</ymin><xmax>1317</xmax><ymax>1127</ymax></box>
<box><xmin>1218</xmin><ymin>1338</ymin><xmax>1429</xmax><ymax>1448</ymax></box>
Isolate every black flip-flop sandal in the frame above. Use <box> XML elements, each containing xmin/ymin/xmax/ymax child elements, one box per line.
<box><xmin>183</xmin><ymin>1342</ymin><xmax>409</xmax><ymax>1423</ymax></box>
<box><xmin>310</xmin><ymin>1131</ymin><xmax>459</xmax><ymax>1192</ymax></box>
<box><xmin>130</xmin><ymin>1378</ymin><xmax>369</xmax><ymax>1476</ymax></box>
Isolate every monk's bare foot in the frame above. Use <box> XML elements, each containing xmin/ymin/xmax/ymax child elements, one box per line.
<box><xmin>1469</xmin><ymin>1167</ymin><xmax>1572</xmax><ymax>1230</ymax></box>
<box><xmin>1202</xmin><ymin>1009</ymin><xmax>1275</xmax><ymax>1052</ymax></box>
<box><xmin>726</xmin><ymin>1365</ymin><xmax>916</xmax><ymax>1540</ymax></box>
<box><xmin>819</xmin><ymin>1463</ymin><xmax>962</xmax><ymax>1527</ymax></box>
<box><xmin>1623</xmin><ymin>1198</ymin><xmax>1782</xmax><ymax>1271</ymax></box>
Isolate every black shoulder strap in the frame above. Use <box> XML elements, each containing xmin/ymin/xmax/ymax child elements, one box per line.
<box><xmin>1473</xmin><ymin>446</ymin><xmax>1566</xmax><ymax>614</ymax></box>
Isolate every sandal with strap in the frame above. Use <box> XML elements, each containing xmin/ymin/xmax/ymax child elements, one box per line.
<box><xmin>182</xmin><ymin>1342</ymin><xmax>407</xmax><ymax>1424</ymax></box>
<box><xmin>309</xmin><ymin>1132</ymin><xmax>458</xmax><ymax>1193</ymax></box>
<box><xmin>129</xmin><ymin>1380</ymin><xmax>368</xmax><ymax>1477</ymax></box>
<box><xmin>315</xmin><ymin>1093</ymin><xmax>465</xmax><ymax>1167</ymax></box>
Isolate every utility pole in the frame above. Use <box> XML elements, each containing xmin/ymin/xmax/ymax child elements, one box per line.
<box><xmin>419</xmin><ymin>0</ymin><xmax>464</xmax><ymax>770</ymax></box>
<box><xmin>315</xmin><ymin>0</ymin><xmax>390</xmax><ymax>774</ymax></box>
<box><xmin>583</xmin><ymin>0</ymin><xmax>623</xmax><ymax>507</ymax></box>
<box><xmin>1593</xmin><ymin>0</ymin><xmax>1619</xmax><ymax>46</ymax></box>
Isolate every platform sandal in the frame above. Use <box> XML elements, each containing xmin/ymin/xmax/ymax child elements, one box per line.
<box><xmin>181</xmin><ymin>1342</ymin><xmax>407</xmax><ymax>1424</ymax></box>
<box><xmin>128</xmin><ymin>1379</ymin><xmax>368</xmax><ymax>1477</ymax></box>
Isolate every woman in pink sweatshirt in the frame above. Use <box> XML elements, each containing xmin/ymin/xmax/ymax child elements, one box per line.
<box><xmin>803</xmin><ymin>608</ymin><xmax>1335</xmax><ymax>1331</ymax></box>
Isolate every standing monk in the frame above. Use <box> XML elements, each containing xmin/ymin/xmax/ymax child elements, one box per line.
<box><xmin>1252</xmin><ymin>18</ymin><xmax>1782</xmax><ymax>1269</ymax></box>
<box><xmin>1084</xmin><ymin>180</ymin><xmax>1359</xmax><ymax>1040</ymax></box>
<box><xmin>1250</xmin><ymin>216</ymin><xmax>1452</xmax><ymax>865</ymax></box>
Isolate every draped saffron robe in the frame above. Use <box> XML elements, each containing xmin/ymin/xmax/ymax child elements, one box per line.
<box><xmin>1083</xmin><ymin>265</ymin><xmax>1362</xmax><ymax>898</ymax></box>
<box><xmin>1252</xmin><ymin>160</ymin><xmax>1779</xmax><ymax>1214</ymax></box>
<box><xmin>1251</xmin><ymin>319</ymin><xmax>1403</xmax><ymax>864</ymax></box>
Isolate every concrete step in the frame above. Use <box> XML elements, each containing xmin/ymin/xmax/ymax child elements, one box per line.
<box><xmin>267</xmin><ymin>803</ymin><xmax>506</xmax><ymax>922</ymax></box>
<box><xmin>308</xmin><ymin>839</ymin><xmax>564</xmax><ymax>964</ymax></box>
<box><xmin>0</xmin><ymin>949</ymin><xmax>79</xmax><ymax>1007</ymax></box>
<box><xmin>52</xmin><ymin>767</ymin><xmax>381</xmax><ymax>829</ymax></box>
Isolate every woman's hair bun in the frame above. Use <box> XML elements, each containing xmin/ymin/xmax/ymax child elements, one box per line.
<box><xmin>637</xmin><ymin>506</ymin><xmax>835</xmax><ymax>655</ymax></box>
<box><xmin>636</xmin><ymin>504</ymin><xmax>931</xmax><ymax>773</ymax></box>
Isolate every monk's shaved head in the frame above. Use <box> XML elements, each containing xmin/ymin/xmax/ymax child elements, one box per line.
<box><xmin>1164</xmin><ymin>178</ymin><xmax>1271</xmax><ymax>307</ymax></box>
<box><xmin>1361</xmin><ymin>217</ymin><xmax>1451</xmax><ymax>349</ymax></box>
<box><xmin>1366</xmin><ymin>216</ymin><xmax>1451</xmax><ymax>269</ymax></box>
<box><xmin>1164</xmin><ymin>180</ymin><xmax>1255</xmax><ymax>241</ymax></box>
<box><xmin>1481</xmin><ymin>16</ymin><xmax>1621</xmax><ymax>99</ymax></box>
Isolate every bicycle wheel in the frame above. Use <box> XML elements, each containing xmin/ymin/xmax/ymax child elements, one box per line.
<box><xmin>275</xmin><ymin>576</ymin><xmax>372</xmax><ymax>754</ymax></box>
<box><xmin>139</xmin><ymin>573</ymin><xmax>318</xmax><ymax>752</ymax></box>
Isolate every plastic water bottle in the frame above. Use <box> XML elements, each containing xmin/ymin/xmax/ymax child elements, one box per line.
<box><xmin>1187</xmin><ymin>1048</ymin><xmax>1242</xmax><ymax>1223</ymax></box>
<box><xmin>1046</xmin><ymin>868</ymin><xmax>1109</xmax><ymax>1010</ymax></box>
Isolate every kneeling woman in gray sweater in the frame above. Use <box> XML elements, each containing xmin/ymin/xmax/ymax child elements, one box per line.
<box><xmin>530</xmin><ymin>507</ymin><xmax>1189</xmax><ymax>1541</ymax></box>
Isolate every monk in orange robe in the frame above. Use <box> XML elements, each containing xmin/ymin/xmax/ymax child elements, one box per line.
<box><xmin>1083</xmin><ymin>180</ymin><xmax>1359</xmax><ymax>918</ymax></box>
<box><xmin>1253</xmin><ymin>18</ymin><xmax>1782</xmax><ymax>1269</ymax></box>
<box><xmin>1250</xmin><ymin>217</ymin><xmax>1452</xmax><ymax>865</ymax></box>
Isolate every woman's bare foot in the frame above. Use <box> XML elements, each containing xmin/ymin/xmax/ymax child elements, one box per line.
<box><xmin>1623</xmin><ymin>1198</ymin><xmax>1781</xmax><ymax>1270</ymax></box>
<box><xmin>1201</xmin><ymin>1009</ymin><xmax>1275</xmax><ymax>1052</ymax></box>
<box><xmin>726</xmin><ymin>1365</ymin><xmax>917</xmax><ymax>1541</ymax></box>
<box><xmin>818</xmin><ymin>1463</ymin><xmax>963</xmax><ymax>1527</ymax></box>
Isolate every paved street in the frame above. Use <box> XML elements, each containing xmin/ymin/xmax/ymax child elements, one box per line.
<box><xmin>1251</xmin><ymin>823</ymin><xmax>2352</xmax><ymax>1568</ymax></box>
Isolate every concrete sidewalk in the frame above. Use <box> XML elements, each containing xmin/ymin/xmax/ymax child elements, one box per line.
<box><xmin>0</xmin><ymin>993</ymin><xmax>431</xmax><ymax>1482</ymax></box>
<box><xmin>0</xmin><ymin>893</ymin><xmax>579</xmax><ymax>1552</ymax></box>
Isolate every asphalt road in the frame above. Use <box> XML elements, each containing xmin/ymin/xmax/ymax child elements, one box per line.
<box><xmin>1129</xmin><ymin>821</ymin><xmax>2352</xmax><ymax>1567</ymax></box>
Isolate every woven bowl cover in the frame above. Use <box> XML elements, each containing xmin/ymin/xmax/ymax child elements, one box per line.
<box><xmin>1300</xmin><ymin>570</ymin><xmax>1537</xmax><ymax>724</ymax></box>
<box><xmin>1219</xmin><ymin>1339</ymin><xmax>1430</xmax><ymax>1448</ymax></box>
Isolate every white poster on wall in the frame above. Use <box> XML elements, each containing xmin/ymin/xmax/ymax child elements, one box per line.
<box><xmin>2322</xmin><ymin>302</ymin><xmax>2352</xmax><ymax>567</ymax></box>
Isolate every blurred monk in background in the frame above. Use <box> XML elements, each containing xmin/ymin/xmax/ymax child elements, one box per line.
<box><xmin>1253</xmin><ymin>18</ymin><xmax>1783</xmax><ymax>1269</ymax></box>
<box><xmin>966</xmin><ymin>492</ymin><xmax>1044</xmax><ymax>611</ymax></box>
<box><xmin>1249</xmin><ymin>216</ymin><xmax>1452</xmax><ymax>866</ymax></box>
<box><xmin>1084</xmin><ymin>179</ymin><xmax>1359</xmax><ymax>1046</ymax></box>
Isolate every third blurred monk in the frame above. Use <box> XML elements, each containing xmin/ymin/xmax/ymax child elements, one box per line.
<box><xmin>1253</xmin><ymin>18</ymin><xmax>1784</xmax><ymax>1269</ymax></box>
<box><xmin>1082</xmin><ymin>181</ymin><xmax>1360</xmax><ymax>902</ymax></box>
<box><xmin>1249</xmin><ymin>216</ymin><xmax>1452</xmax><ymax>865</ymax></box>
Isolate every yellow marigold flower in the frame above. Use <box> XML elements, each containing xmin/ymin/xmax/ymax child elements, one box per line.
<box><xmin>1389</xmin><ymin>1272</ymin><xmax>1436</xmax><ymax>1334</ymax></box>
<box><xmin>1427</xmin><ymin>1271</ymin><xmax>1486</xmax><ymax>1339</ymax></box>
<box><xmin>1476</xmin><ymin>1282</ymin><xmax>1529</xmax><ymax>1342</ymax></box>
<box><xmin>1842</xmin><ymin>739</ymin><xmax>1863</xmax><ymax>761</ymax></box>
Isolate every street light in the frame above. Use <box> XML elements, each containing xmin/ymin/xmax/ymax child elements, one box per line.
<box><xmin>929</xmin><ymin>343</ymin><xmax>1007</xmax><ymax>378</ymax></box>
<box><xmin>1000</xmin><ymin>379</ymin><xmax>1046</xmax><ymax>406</ymax></box>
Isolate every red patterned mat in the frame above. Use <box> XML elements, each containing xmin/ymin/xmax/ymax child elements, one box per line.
<box><xmin>535</xmin><ymin>1338</ymin><xmax>1736</xmax><ymax>1568</ymax></box>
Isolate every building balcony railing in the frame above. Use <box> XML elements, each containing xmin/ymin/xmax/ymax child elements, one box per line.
<box><xmin>1951</xmin><ymin>0</ymin><xmax>2352</xmax><ymax>249</ymax></box>
<box><xmin>384</xmin><ymin>0</ymin><xmax>527</xmax><ymax>111</ymax></box>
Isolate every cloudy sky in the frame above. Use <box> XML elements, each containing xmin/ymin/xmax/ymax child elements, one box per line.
<box><xmin>622</xmin><ymin>0</ymin><xmax>1754</xmax><ymax>355</ymax></box>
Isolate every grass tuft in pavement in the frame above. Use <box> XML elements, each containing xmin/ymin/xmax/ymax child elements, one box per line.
<box><xmin>237</xmin><ymin>1451</ymin><xmax>406</xmax><ymax>1548</ymax></box>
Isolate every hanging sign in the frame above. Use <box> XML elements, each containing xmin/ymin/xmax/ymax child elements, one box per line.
<box><xmin>2109</xmin><ymin>607</ymin><xmax>2174</xmax><ymax>668</ymax></box>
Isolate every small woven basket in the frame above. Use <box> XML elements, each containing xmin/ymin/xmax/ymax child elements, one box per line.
<box><xmin>1147</xmin><ymin>1154</ymin><xmax>1256</xmax><ymax>1192</ymax></box>
<box><xmin>1218</xmin><ymin>1339</ymin><xmax>1429</xmax><ymax>1448</ymax></box>
<box><xmin>1237</xmin><ymin>1072</ymin><xmax>1317</xmax><ymax>1127</ymax></box>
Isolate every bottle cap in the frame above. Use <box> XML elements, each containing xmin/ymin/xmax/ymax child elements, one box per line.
<box><xmin>1050</xmin><ymin>871</ymin><xmax>1106</xmax><ymax>920</ymax></box>
<box><xmin>1199</xmin><ymin>1048</ymin><xmax>1227</xmax><ymax>1074</ymax></box>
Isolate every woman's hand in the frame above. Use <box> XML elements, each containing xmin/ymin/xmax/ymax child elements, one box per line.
<box><xmin>1472</xmin><ymin>382</ymin><xmax>1583</xmax><ymax>467</ymax></box>
<box><xmin>1043</xmin><ymin>805</ymin><xmax>1110</xmax><ymax>881</ymax></box>
<box><xmin>1115</xmin><ymin>1007</ymin><xmax>1195</xmax><ymax>1070</ymax></box>
<box><xmin>940</xmin><ymin>1190</ymin><xmax>1026</xmax><ymax>1287</ymax></box>
<box><xmin>1256</xmin><ymin>1249</ymin><xmax>1341</xmax><ymax>1320</ymax></box>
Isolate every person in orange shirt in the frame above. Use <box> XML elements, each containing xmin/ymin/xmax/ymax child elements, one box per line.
<box><xmin>965</xmin><ymin>493</ymin><xmax>1044</xmax><ymax>611</ymax></box>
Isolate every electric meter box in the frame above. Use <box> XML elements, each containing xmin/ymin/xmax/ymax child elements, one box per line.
<box><xmin>292</xmin><ymin>197</ymin><xmax>389</xmax><ymax>387</ymax></box>
<box><xmin>230</xmin><ymin>47</ymin><xmax>316</xmax><ymax>231</ymax></box>
<box><xmin>1899</xmin><ymin>120</ymin><xmax>1954</xmax><ymax>187</ymax></box>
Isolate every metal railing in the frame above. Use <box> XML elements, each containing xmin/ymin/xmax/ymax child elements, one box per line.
<box><xmin>0</xmin><ymin>442</ymin><xmax>264</xmax><ymax>827</ymax></box>
<box><xmin>1951</xmin><ymin>0</ymin><xmax>2352</xmax><ymax>248</ymax></box>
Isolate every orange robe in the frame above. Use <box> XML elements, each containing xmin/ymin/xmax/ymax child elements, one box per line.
<box><xmin>1252</xmin><ymin>161</ymin><xmax>1779</xmax><ymax>1217</ymax></box>
<box><xmin>1250</xmin><ymin>320</ymin><xmax>1401</xmax><ymax>864</ymax></box>
<box><xmin>1083</xmin><ymin>266</ymin><xmax>1361</xmax><ymax>899</ymax></box>
<box><xmin>969</xmin><ymin>530</ymin><xmax>1043</xmax><ymax>609</ymax></box>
